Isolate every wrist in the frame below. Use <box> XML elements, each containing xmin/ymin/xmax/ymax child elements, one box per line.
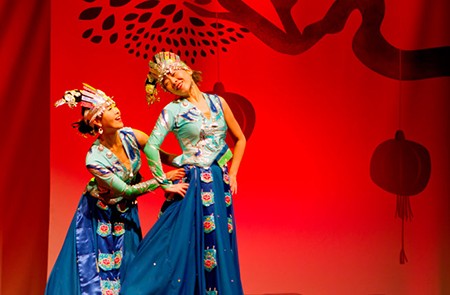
<box><xmin>161</xmin><ymin>182</ymin><xmax>173</xmax><ymax>190</ymax></box>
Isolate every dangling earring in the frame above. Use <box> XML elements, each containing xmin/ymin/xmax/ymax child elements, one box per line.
<box><xmin>98</xmin><ymin>127</ymin><xmax>103</xmax><ymax>135</ymax></box>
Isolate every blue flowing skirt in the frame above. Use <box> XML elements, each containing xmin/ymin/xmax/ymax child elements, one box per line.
<box><xmin>45</xmin><ymin>193</ymin><xmax>142</xmax><ymax>295</ymax></box>
<box><xmin>120</xmin><ymin>164</ymin><xmax>244</xmax><ymax>295</ymax></box>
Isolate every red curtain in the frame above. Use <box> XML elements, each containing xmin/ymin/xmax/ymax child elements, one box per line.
<box><xmin>0</xmin><ymin>0</ymin><xmax>50</xmax><ymax>294</ymax></box>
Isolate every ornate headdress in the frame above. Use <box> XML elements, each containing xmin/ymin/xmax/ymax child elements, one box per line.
<box><xmin>54</xmin><ymin>83</ymin><xmax>115</xmax><ymax>125</ymax></box>
<box><xmin>145</xmin><ymin>51</ymin><xmax>191</xmax><ymax>105</ymax></box>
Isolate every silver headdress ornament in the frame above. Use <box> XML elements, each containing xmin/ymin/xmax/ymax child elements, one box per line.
<box><xmin>54</xmin><ymin>83</ymin><xmax>115</xmax><ymax>125</ymax></box>
<box><xmin>145</xmin><ymin>51</ymin><xmax>191</xmax><ymax>105</ymax></box>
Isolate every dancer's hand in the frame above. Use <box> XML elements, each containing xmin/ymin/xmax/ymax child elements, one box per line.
<box><xmin>165</xmin><ymin>168</ymin><xmax>185</xmax><ymax>181</ymax></box>
<box><xmin>164</xmin><ymin>182</ymin><xmax>189</xmax><ymax>197</ymax></box>
<box><xmin>229</xmin><ymin>174</ymin><xmax>238</xmax><ymax>195</ymax></box>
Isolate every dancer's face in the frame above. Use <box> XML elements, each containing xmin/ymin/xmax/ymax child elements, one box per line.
<box><xmin>99</xmin><ymin>104</ymin><xmax>123</xmax><ymax>131</ymax></box>
<box><xmin>162</xmin><ymin>69</ymin><xmax>194</xmax><ymax>96</ymax></box>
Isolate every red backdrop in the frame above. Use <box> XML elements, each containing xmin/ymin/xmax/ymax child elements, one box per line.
<box><xmin>1</xmin><ymin>0</ymin><xmax>50</xmax><ymax>294</ymax></box>
<box><xmin>2</xmin><ymin>0</ymin><xmax>449</xmax><ymax>294</ymax></box>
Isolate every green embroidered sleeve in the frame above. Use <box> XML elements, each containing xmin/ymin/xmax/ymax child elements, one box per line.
<box><xmin>87</xmin><ymin>164</ymin><xmax>159</xmax><ymax>200</ymax></box>
<box><xmin>144</xmin><ymin>107</ymin><xmax>175</xmax><ymax>189</ymax></box>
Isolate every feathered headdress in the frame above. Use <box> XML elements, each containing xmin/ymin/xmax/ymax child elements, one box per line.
<box><xmin>55</xmin><ymin>83</ymin><xmax>115</xmax><ymax>125</ymax></box>
<box><xmin>145</xmin><ymin>51</ymin><xmax>191</xmax><ymax>105</ymax></box>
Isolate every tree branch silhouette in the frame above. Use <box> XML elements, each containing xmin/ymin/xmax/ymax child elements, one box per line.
<box><xmin>184</xmin><ymin>0</ymin><xmax>450</xmax><ymax>80</ymax></box>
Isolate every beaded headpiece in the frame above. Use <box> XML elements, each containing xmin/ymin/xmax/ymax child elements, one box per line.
<box><xmin>54</xmin><ymin>83</ymin><xmax>115</xmax><ymax>125</ymax></box>
<box><xmin>145</xmin><ymin>51</ymin><xmax>191</xmax><ymax>105</ymax></box>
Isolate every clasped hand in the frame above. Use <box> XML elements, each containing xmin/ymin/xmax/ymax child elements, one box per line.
<box><xmin>164</xmin><ymin>167</ymin><xmax>189</xmax><ymax>198</ymax></box>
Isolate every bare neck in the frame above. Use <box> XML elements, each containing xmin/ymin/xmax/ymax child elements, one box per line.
<box><xmin>99</xmin><ymin>131</ymin><xmax>121</xmax><ymax>150</ymax></box>
<box><xmin>186</xmin><ymin>84</ymin><xmax>203</xmax><ymax>103</ymax></box>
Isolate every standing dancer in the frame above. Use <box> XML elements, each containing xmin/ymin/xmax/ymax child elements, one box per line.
<box><xmin>120</xmin><ymin>52</ymin><xmax>246</xmax><ymax>294</ymax></box>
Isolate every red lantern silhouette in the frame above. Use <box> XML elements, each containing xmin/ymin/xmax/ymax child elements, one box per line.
<box><xmin>370</xmin><ymin>130</ymin><xmax>431</xmax><ymax>263</ymax></box>
<box><xmin>208</xmin><ymin>82</ymin><xmax>256</xmax><ymax>148</ymax></box>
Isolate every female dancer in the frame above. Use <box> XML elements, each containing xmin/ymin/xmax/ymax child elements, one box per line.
<box><xmin>45</xmin><ymin>83</ymin><xmax>188</xmax><ymax>295</ymax></box>
<box><xmin>120</xmin><ymin>52</ymin><xmax>246</xmax><ymax>294</ymax></box>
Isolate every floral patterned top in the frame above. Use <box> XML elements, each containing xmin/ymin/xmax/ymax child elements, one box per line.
<box><xmin>144</xmin><ymin>93</ymin><xmax>229</xmax><ymax>188</ymax></box>
<box><xmin>85</xmin><ymin>127</ymin><xmax>158</xmax><ymax>202</ymax></box>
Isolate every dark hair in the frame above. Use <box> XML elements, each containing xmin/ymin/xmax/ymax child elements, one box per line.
<box><xmin>71</xmin><ymin>107</ymin><xmax>99</xmax><ymax>136</ymax></box>
<box><xmin>192</xmin><ymin>70</ymin><xmax>203</xmax><ymax>84</ymax></box>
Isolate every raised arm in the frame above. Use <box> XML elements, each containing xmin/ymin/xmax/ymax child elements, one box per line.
<box><xmin>220</xmin><ymin>96</ymin><xmax>246</xmax><ymax>194</ymax></box>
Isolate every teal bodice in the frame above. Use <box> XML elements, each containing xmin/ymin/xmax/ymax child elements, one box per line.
<box><xmin>85</xmin><ymin>127</ymin><xmax>158</xmax><ymax>202</ymax></box>
<box><xmin>144</xmin><ymin>93</ymin><xmax>229</xmax><ymax>186</ymax></box>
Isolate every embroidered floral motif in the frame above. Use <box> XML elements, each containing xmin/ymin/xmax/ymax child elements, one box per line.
<box><xmin>112</xmin><ymin>250</ymin><xmax>123</xmax><ymax>269</ymax></box>
<box><xmin>113</xmin><ymin>222</ymin><xmax>125</xmax><ymax>236</ymax></box>
<box><xmin>102</xmin><ymin>288</ymin><xmax>117</xmax><ymax>295</ymax></box>
<box><xmin>203</xmin><ymin>214</ymin><xmax>216</xmax><ymax>234</ymax></box>
<box><xmin>201</xmin><ymin>190</ymin><xmax>215</xmax><ymax>207</ymax></box>
<box><xmin>224</xmin><ymin>192</ymin><xmax>232</xmax><ymax>207</ymax></box>
<box><xmin>96</xmin><ymin>200</ymin><xmax>109</xmax><ymax>210</ymax></box>
<box><xmin>223</xmin><ymin>173</ymin><xmax>230</xmax><ymax>184</ymax></box>
<box><xmin>204</xmin><ymin>248</ymin><xmax>217</xmax><ymax>272</ymax></box>
<box><xmin>98</xmin><ymin>253</ymin><xmax>114</xmax><ymax>271</ymax></box>
<box><xmin>200</xmin><ymin>171</ymin><xmax>213</xmax><ymax>183</ymax></box>
<box><xmin>100</xmin><ymin>279</ymin><xmax>120</xmax><ymax>295</ymax></box>
<box><xmin>98</xmin><ymin>251</ymin><xmax>123</xmax><ymax>271</ymax></box>
<box><xmin>228</xmin><ymin>216</ymin><xmax>233</xmax><ymax>233</ymax></box>
<box><xmin>97</xmin><ymin>222</ymin><xmax>111</xmax><ymax>237</ymax></box>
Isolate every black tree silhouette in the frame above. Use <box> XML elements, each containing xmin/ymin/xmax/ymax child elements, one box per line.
<box><xmin>78</xmin><ymin>0</ymin><xmax>449</xmax><ymax>80</ymax></box>
<box><xmin>79</xmin><ymin>0</ymin><xmax>249</xmax><ymax>65</ymax></box>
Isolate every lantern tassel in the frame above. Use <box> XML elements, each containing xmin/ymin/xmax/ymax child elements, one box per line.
<box><xmin>395</xmin><ymin>194</ymin><xmax>413</xmax><ymax>220</ymax></box>
<box><xmin>396</xmin><ymin>195</ymin><xmax>412</xmax><ymax>264</ymax></box>
<box><xmin>399</xmin><ymin>215</ymin><xmax>408</xmax><ymax>264</ymax></box>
